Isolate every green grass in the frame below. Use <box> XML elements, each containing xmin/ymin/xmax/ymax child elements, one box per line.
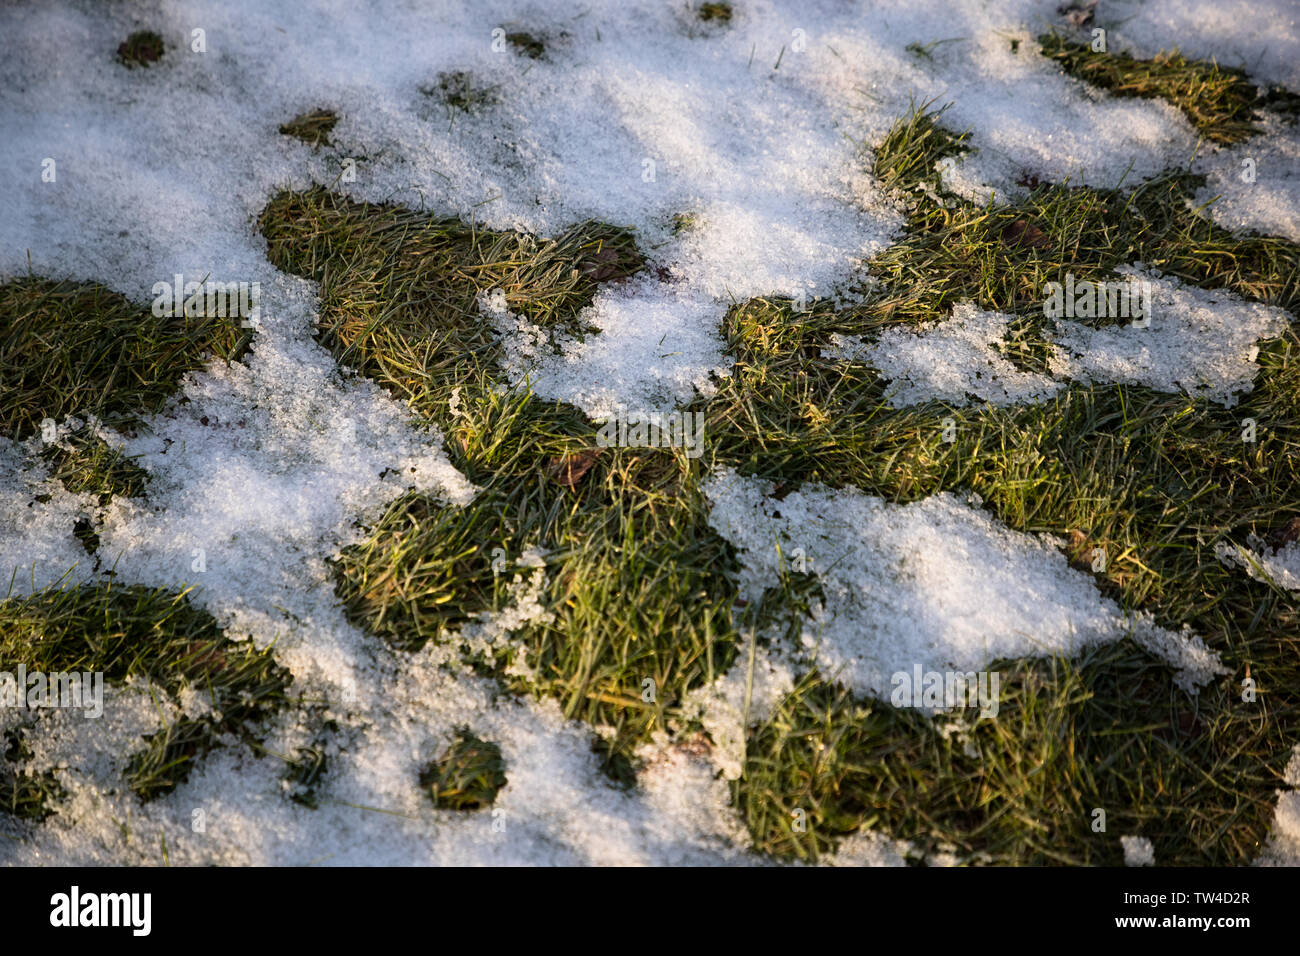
<box><xmin>245</xmin><ymin>97</ymin><xmax>1300</xmax><ymax>863</ymax></box>
<box><xmin>259</xmin><ymin>188</ymin><xmax>735</xmax><ymax>777</ymax></box>
<box><xmin>1040</xmin><ymin>33</ymin><xmax>1275</xmax><ymax>145</ymax></box>
<box><xmin>279</xmin><ymin>109</ymin><xmax>338</xmax><ymax>147</ymax></box>
<box><xmin>419</xmin><ymin>730</ymin><xmax>507</xmax><ymax>810</ymax></box>
<box><xmin>39</xmin><ymin>424</ymin><xmax>149</xmax><ymax>506</ymax></box>
<box><xmin>117</xmin><ymin>30</ymin><xmax>164</xmax><ymax>69</ymax></box>
<box><xmin>0</xmin><ymin>583</ymin><xmax>290</xmax><ymax>807</ymax></box>
<box><xmin>0</xmin><ymin>276</ymin><xmax>249</xmax><ymax>443</ymax></box>
<box><xmin>1</xmin><ymin>730</ymin><xmax>63</xmax><ymax>822</ymax></box>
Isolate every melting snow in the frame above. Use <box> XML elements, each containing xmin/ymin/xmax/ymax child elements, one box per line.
<box><xmin>704</xmin><ymin>469</ymin><xmax>1227</xmax><ymax>700</ymax></box>
<box><xmin>0</xmin><ymin>0</ymin><xmax>1293</xmax><ymax>865</ymax></box>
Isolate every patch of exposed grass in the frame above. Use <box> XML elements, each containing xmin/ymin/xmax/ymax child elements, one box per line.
<box><xmin>0</xmin><ymin>277</ymin><xmax>249</xmax><ymax>442</ymax></box>
<box><xmin>279</xmin><ymin>109</ymin><xmax>338</xmax><ymax>147</ymax></box>
<box><xmin>1040</xmin><ymin>33</ymin><xmax>1268</xmax><ymax>145</ymax></box>
<box><xmin>39</xmin><ymin>424</ymin><xmax>149</xmax><ymax>506</ymax></box>
<box><xmin>117</xmin><ymin>30</ymin><xmax>164</xmax><ymax>69</ymax></box>
<box><xmin>419</xmin><ymin>730</ymin><xmax>507</xmax><ymax>810</ymax></box>
<box><xmin>737</xmin><ymin>637</ymin><xmax>1291</xmax><ymax>865</ymax></box>
<box><xmin>260</xmin><ymin>188</ymin><xmax>736</xmax><ymax>770</ymax></box>
<box><xmin>0</xmin><ymin>583</ymin><xmax>290</xmax><ymax>803</ymax></box>
<box><xmin>1</xmin><ymin>730</ymin><xmax>63</xmax><ymax>822</ymax></box>
<box><xmin>506</xmin><ymin>32</ymin><xmax>545</xmax><ymax>60</ymax></box>
<box><xmin>698</xmin><ymin>3</ymin><xmax>733</xmax><ymax>23</ymax></box>
<box><xmin>258</xmin><ymin>188</ymin><xmax>641</xmax><ymax>420</ymax></box>
<box><xmin>423</xmin><ymin>72</ymin><xmax>497</xmax><ymax>114</ymax></box>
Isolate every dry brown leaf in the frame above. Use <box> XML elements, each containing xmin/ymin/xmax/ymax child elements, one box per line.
<box><xmin>1002</xmin><ymin>218</ymin><xmax>1051</xmax><ymax>250</ymax></box>
<box><xmin>547</xmin><ymin>447</ymin><xmax>603</xmax><ymax>488</ymax></box>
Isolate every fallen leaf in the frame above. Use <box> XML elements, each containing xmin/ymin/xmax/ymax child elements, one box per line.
<box><xmin>579</xmin><ymin>246</ymin><xmax>627</xmax><ymax>283</ymax></box>
<box><xmin>1002</xmin><ymin>219</ymin><xmax>1051</xmax><ymax>250</ymax></box>
<box><xmin>547</xmin><ymin>447</ymin><xmax>603</xmax><ymax>488</ymax></box>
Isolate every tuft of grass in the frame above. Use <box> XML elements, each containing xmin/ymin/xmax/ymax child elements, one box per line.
<box><xmin>283</xmin><ymin>745</ymin><xmax>329</xmax><ymax>808</ymax></box>
<box><xmin>117</xmin><ymin>30</ymin><xmax>164</xmax><ymax>69</ymax></box>
<box><xmin>698</xmin><ymin>2</ymin><xmax>733</xmax><ymax>23</ymax></box>
<box><xmin>870</xmin><ymin>98</ymin><xmax>969</xmax><ymax>200</ymax></box>
<box><xmin>506</xmin><ymin>32</ymin><xmax>545</xmax><ymax>59</ymax></box>
<box><xmin>39</xmin><ymin>424</ymin><xmax>149</xmax><ymax>506</ymax></box>
<box><xmin>279</xmin><ymin>109</ymin><xmax>338</xmax><ymax>147</ymax></box>
<box><xmin>0</xmin><ymin>583</ymin><xmax>290</xmax><ymax>803</ymax></box>
<box><xmin>1040</xmin><ymin>33</ymin><xmax>1265</xmax><ymax>145</ymax></box>
<box><xmin>424</xmin><ymin>71</ymin><xmax>497</xmax><ymax>114</ymax></box>
<box><xmin>1</xmin><ymin>730</ymin><xmax>63</xmax><ymax>822</ymax></box>
<box><xmin>0</xmin><ymin>277</ymin><xmax>249</xmax><ymax>442</ymax></box>
<box><xmin>419</xmin><ymin>730</ymin><xmax>507</xmax><ymax>810</ymax></box>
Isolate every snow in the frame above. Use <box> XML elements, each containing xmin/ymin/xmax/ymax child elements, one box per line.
<box><xmin>1194</xmin><ymin>116</ymin><xmax>1300</xmax><ymax>243</ymax></box>
<box><xmin>826</xmin><ymin>303</ymin><xmax>1063</xmax><ymax>408</ymax></box>
<box><xmin>1121</xmin><ymin>835</ymin><xmax>1155</xmax><ymax>867</ymax></box>
<box><xmin>0</xmin><ymin>0</ymin><xmax>1294</xmax><ymax>866</ymax></box>
<box><xmin>1046</xmin><ymin>267</ymin><xmax>1291</xmax><ymax>406</ymax></box>
<box><xmin>1258</xmin><ymin>745</ymin><xmax>1300</xmax><ymax>866</ymax></box>
<box><xmin>1216</xmin><ymin>537</ymin><xmax>1300</xmax><ymax>592</ymax></box>
<box><xmin>704</xmin><ymin>469</ymin><xmax>1227</xmax><ymax>701</ymax></box>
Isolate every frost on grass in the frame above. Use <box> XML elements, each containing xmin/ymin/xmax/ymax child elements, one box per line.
<box><xmin>1046</xmin><ymin>267</ymin><xmax>1292</xmax><ymax>406</ymax></box>
<box><xmin>825</xmin><ymin>303</ymin><xmax>1062</xmax><ymax>408</ymax></box>
<box><xmin>704</xmin><ymin>469</ymin><xmax>1225</xmax><ymax>701</ymax></box>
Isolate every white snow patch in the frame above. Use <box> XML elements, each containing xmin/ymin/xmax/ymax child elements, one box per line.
<box><xmin>1257</xmin><ymin>745</ymin><xmax>1300</xmax><ymax>866</ymax></box>
<box><xmin>826</xmin><ymin>303</ymin><xmax>1062</xmax><ymax>408</ymax></box>
<box><xmin>1195</xmin><ymin>116</ymin><xmax>1300</xmax><ymax>243</ymax></box>
<box><xmin>704</xmin><ymin>469</ymin><xmax>1225</xmax><ymax>701</ymax></box>
<box><xmin>1121</xmin><ymin>834</ymin><xmax>1155</xmax><ymax>867</ymax></box>
<box><xmin>682</xmin><ymin>637</ymin><xmax>797</xmax><ymax>781</ymax></box>
<box><xmin>1046</xmin><ymin>267</ymin><xmax>1291</xmax><ymax>407</ymax></box>
<box><xmin>1216</xmin><ymin>537</ymin><xmax>1300</xmax><ymax>591</ymax></box>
